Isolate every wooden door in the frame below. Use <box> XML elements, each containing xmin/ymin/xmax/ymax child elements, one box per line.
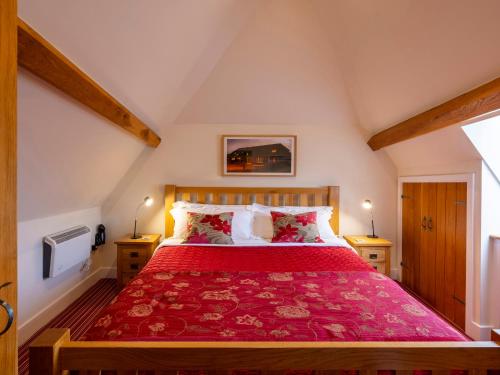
<box><xmin>401</xmin><ymin>183</ymin><xmax>421</xmax><ymax>291</ymax></box>
<box><xmin>419</xmin><ymin>183</ymin><xmax>438</xmax><ymax>305</ymax></box>
<box><xmin>0</xmin><ymin>0</ymin><xmax>18</xmax><ymax>373</ymax></box>
<box><xmin>402</xmin><ymin>182</ymin><xmax>466</xmax><ymax>330</ymax></box>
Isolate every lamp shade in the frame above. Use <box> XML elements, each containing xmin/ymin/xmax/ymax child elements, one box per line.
<box><xmin>144</xmin><ymin>196</ymin><xmax>153</xmax><ymax>207</ymax></box>
<box><xmin>362</xmin><ymin>199</ymin><xmax>373</xmax><ymax>210</ymax></box>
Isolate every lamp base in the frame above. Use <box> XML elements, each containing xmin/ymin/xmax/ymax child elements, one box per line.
<box><xmin>130</xmin><ymin>234</ymin><xmax>143</xmax><ymax>240</ymax></box>
<box><xmin>366</xmin><ymin>234</ymin><xmax>379</xmax><ymax>238</ymax></box>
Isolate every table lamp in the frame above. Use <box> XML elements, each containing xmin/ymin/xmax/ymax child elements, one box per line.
<box><xmin>362</xmin><ymin>199</ymin><xmax>378</xmax><ymax>238</ymax></box>
<box><xmin>131</xmin><ymin>196</ymin><xmax>153</xmax><ymax>239</ymax></box>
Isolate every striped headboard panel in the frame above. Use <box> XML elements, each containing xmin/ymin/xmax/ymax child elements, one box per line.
<box><xmin>164</xmin><ymin>185</ymin><xmax>340</xmax><ymax>236</ymax></box>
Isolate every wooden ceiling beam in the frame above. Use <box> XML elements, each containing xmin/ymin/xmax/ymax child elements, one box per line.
<box><xmin>367</xmin><ymin>77</ymin><xmax>500</xmax><ymax>151</ymax></box>
<box><xmin>17</xmin><ymin>18</ymin><xmax>161</xmax><ymax>148</ymax></box>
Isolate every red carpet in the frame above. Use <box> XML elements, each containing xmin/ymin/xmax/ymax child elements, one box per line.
<box><xmin>18</xmin><ymin>278</ymin><xmax>120</xmax><ymax>375</ymax></box>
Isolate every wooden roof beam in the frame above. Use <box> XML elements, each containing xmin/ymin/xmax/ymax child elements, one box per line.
<box><xmin>17</xmin><ymin>18</ymin><xmax>161</xmax><ymax>148</ymax></box>
<box><xmin>367</xmin><ymin>76</ymin><xmax>500</xmax><ymax>151</ymax></box>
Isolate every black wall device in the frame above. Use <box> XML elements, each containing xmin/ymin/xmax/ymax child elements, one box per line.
<box><xmin>92</xmin><ymin>224</ymin><xmax>106</xmax><ymax>250</ymax></box>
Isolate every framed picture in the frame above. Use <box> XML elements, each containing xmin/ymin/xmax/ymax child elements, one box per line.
<box><xmin>222</xmin><ymin>135</ymin><xmax>296</xmax><ymax>176</ymax></box>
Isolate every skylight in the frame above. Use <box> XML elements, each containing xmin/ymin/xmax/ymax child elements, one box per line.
<box><xmin>462</xmin><ymin>115</ymin><xmax>500</xmax><ymax>181</ymax></box>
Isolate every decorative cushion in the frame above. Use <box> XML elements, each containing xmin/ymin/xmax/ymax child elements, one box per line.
<box><xmin>271</xmin><ymin>211</ymin><xmax>324</xmax><ymax>243</ymax></box>
<box><xmin>170</xmin><ymin>202</ymin><xmax>253</xmax><ymax>240</ymax></box>
<box><xmin>182</xmin><ymin>212</ymin><xmax>234</xmax><ymax>244</ymax></box>
<box><xmin>251</xmin><ymin>203</ymin><xmax>335</xmax><ymax>240</ymax></box>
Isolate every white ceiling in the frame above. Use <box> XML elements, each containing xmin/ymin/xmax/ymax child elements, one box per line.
<box><xmin>313</xmin><ymin>0</ymin><xmax>500</xmax><ymax>133</ymax></box>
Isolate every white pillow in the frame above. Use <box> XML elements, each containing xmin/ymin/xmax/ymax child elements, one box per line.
<box><xmin>170</xmin><ymin>202</ymin><xmax>253</xmax><ymax>241</ymax></box>
<box><xmin>251</xmin><ymin>203</ymin><xmax>336</xmax><ymax>240</ymax></box>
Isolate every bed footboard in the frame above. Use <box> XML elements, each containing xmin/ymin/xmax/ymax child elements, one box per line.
<box><xmin>29</xmin><ymin>328</ymin><xmax>500</xmax><ymax>375</ymax></box>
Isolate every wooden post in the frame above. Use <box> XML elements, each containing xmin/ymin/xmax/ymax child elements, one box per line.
<box><xmin>164</xmin><ymin>185</ymin><xmax>176</xmax><ymax>238</ymax></box>
<box><xmin>0</xmin><ymin>0</ymin><xmax>18</xmax><ymax>372</ymax></box>
<box><xmin>492</xmin><ymin>328</ymin><xmax>500</xmax><ymax>342</ymax></box>
<box><xmin>30</xmin><ymin>328</ymin><xmax>70</xmax><ymax>375</ymax></box>
<box><xmin>366</xmin><ymin>76</ymin><xmax>500</xmax><ymax>151</ymax></box>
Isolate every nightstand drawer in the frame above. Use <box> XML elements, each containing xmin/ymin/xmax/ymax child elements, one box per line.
<box><xmin>115</xmin><ymin>234</ymin><xmax>161</xmax><ymax>288</ymax></box>
<box><xmin>344</xmin><ymin>236</ymin><xmax>392</xmax><ymax>277</ymax></box>
<box><xmin>119</xmin><ymin>246</ymin><xmax>149</xmax><ymax>260</ymax></box>
<box><xmin>370</xmin><ymin>262</ymin><xmax>385</xmax><ymax>274</ymax></box>
<box><xmin>121</xmin><ymin>258</ymin><xmax>147</xmax><ymax>273</ymax></box>
<box><xmin>359</xmin><ymin>247</ymin><xmax>386</xmax><ymax>262</ymax></box>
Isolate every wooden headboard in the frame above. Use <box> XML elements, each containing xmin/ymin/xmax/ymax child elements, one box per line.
<box><xmin>164</xmin><ymin>185</ymin><xmax>340</xmax><ymax>236</ymax></box>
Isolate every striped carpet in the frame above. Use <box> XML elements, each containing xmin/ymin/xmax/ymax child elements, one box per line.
<box><xmin>18</xmin><ymin>278</ymin><xmax>120</xmax><ymax>375</ymax></box>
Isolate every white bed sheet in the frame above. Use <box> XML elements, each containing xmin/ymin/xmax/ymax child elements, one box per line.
<box><xmin>156</xmin><ymin>236</ymin><xmax>356</xmax><ymax>253</ymax></box>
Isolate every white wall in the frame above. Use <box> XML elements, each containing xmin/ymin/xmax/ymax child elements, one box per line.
<box><xmin>461</xmin><ymin>117</ymin><xmax>500</xmax><ymax>336</ymax></box>
<box><xmin>103</xmin><ymin>123</ymin><xmax>397</xmax><ymax>252</ymax></box>
<box><xmin>17</xmin><ymin>207</ymin><xmax>110</xmax><ymax>344</ymax></box>
<box><xmin>480</xmin><ymin>163</ymin><xmax>500</xmax><ymax>331</ymax></box>
<box><xmin>17</xmin><ymin>72</ymin><xmax>146</xmax><ymax>221</ymax></box>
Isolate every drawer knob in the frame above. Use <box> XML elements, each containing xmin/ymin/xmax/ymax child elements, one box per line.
<box><xmin>129</xmin><ymin>252</ymin><xmax>139</xmax><ymax>258</ymax></box>
<box><xmin>369</xmin><ymin>254</ymin><xmax>378</xmax><ymax>259</ymax></box>
<box><xmin>130</xmin><ymin>263</ymin><xmax>139</xmax><ymax>270</ymax></box>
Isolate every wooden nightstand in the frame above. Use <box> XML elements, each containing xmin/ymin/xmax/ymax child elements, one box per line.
<box><xmin>344</xmin><ymin>235</ymin><xmax>392</xmax><ymax>276</ymax></box>
<box><xmin>115</xmin><ymin>234</ymin><xmax>161</xmax><ymax>288</ymax></box>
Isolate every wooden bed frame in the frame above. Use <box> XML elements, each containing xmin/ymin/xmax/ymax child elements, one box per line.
<box><xmin>164</xmin><ymin>185</ymin><xmax>340</xmax><ymax>236</ymax></box>
<box><xmin>29</xmin><ymin>185</ymin><xmax>500</xmax><ymax>374</ymax></box>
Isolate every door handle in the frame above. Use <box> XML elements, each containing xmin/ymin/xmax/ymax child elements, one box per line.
<box><xmin>453</xmin><ymin>295</ymin><xmax>465</xmax><ymax>305</ymax></box>
<box><xmin>428</xmin><ymin>217</ymin><xmax>433</xmax><ymax>231</ymax></box>
<box><xmin>0</xmin><ymin>300</ymin><xmax>14</xmax><ymax>336</ymax></box>
<box><xmin>422</xmin><ymin>216</ymin><xmax>427</xmax><ymax>231</ymax></box>
<box><xmin>0</xmin><ymin>282</ymin><xmax>14</xmax><ymax>336</ymax></box>
<box><xmin>0</xmin><ymin>282</ymin><xmax>12</xmax><ymax>290</ymax></box>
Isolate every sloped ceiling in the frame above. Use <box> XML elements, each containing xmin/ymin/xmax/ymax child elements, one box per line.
<box><xmin>313</xmin><ymin>0</ymin><xmax>500</xmax><ymax>134</ymax></box>
<box><xmin>312</xmin><ymin>0</ymin><xmax>500</xmax><ymax>173</ymax></box>
<box><xmin>463</xmin><ymin>115</ymin><xmax>500</xmax><ymax>181</ymax></box>
<box><xmin>17</xmin><ymin>0</ymin><xmax>262</xmax><ymax>221</ymax></box>
<box><xmin>175</xmin><ymin>0</ymin><xmax>354</xmax><ymax>126</ymax></box>
<box><xmin>17</xmin><ymin>0</ymin><xmax>500</xmax><ymax>221</ymax></box>
<box><xmin>18</xmin><ymin>72</ymin><xmax>145</xmax><ymax>221</ymax></box>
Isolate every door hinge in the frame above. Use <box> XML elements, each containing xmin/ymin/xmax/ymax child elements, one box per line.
<box><xmin>455</xmin><ymin>200</ymin><xmax>466</xmax><ymax>205</ymax></box>
<box><xmin>401</xmin><ymin>195</ymin><xmax>412</xmax><ymax>199</ymax></box>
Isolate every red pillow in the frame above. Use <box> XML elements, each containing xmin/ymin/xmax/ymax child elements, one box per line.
<box><xmin>182</xmin><ymin>212</ymin><xmax>234</xmax><ymax>244</ymax></box>
<box><xmin>271</xmin><ymin>211</ymin><xmax>324</xmax><ymax>243</ymax></box>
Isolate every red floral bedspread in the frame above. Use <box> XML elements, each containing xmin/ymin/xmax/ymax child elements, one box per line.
<box><xmin>83</xmin><ymin>245</ymin><xmax>466</xmax><ymax>342</ymax></box>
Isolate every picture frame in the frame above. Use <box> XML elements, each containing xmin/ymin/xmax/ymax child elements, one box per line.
<box><xmin>221</xmin><ymin>135</ymin><xmax>297</xmax><ymax>176</ymax></box>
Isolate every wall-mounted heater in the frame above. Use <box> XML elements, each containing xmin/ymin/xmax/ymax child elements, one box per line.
<box><xmin>43</xmin><ymin>225</ymin><xmax>91</xmax><ymax>279</ymax></box>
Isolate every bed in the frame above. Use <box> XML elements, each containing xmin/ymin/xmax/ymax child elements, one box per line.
<box><xmin>29</xmin><ymin>185</ymin><xmax>500</xmax><ymax>375</ymax></box>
